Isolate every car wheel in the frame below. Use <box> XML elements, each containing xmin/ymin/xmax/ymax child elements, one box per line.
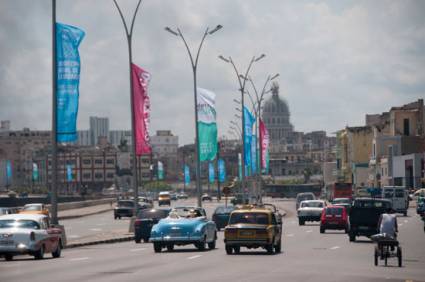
<box><xmin>153</xmin><ymin>243</ymin><xmax>162</xmax><ymax>253</ymax></box>
<box><xmin>374</xmin><ymin>246</ymin><xmax>379</xmax><ymax>266</ymax></box>
<box><xmin>403</xmin><ymin>211</ymin><xmax>407</xmax><ymax>217</ymax></box>
<box><xmin>397</xmin><ymin>246</ymin><xmax>402</xmax><ymax>267</ymax></box>
<box><xmin>208</xmin><ymin>240</ymin><xmax>216</xmax><ymax>250</ymax></box>
<box><xmin>4</xmin><ymin>254</ymin><xmax>13</xmax><ymax>261</ymax></box>
<box><xmin>225</xmin><ymin>245</ymin><xmax>233</xmax><ymax>255</ymax></box>
<box><xmin>143</xmin><ymin>237</ymin><xmax>149</xmax><ymax>243</ymax></box>
<box><xmin>266</xmin><ymin>244</ymin><xmax>274</xmax><ymax>254</ymax></box>
<box><xmin>349</xmin><ymin>233</ymin><xmax>356</xmax><ymax>242</ymax></box>
<box><xmin>135</xmin><ymin>237</ymin><xmax>141</xmax><ymax>244</ymax></box>
<box><xmin>217</xmin><ymin>227</ymin><xmax>221</xmax><ymax>231</ymax></box>
<box><xmin>114</xmin><ymin>215</ymin><xmax>117</xmax><ymax>220</ymax></box>
<box><xmin>34</xmin><ymin>245</ymin><xmax>45</xmax><ymax>260</ymax></box>
<box><xmin>320</xmin><ymin>226</ymin><xmax>325</xmax><ymax>234</ymax></box>
<box><xmin>344</xmin><ymin>226</ymin><xmax>349</xmax><ymax>234</ymax></box>
<box><xmin>274</xmin><ymin>240</ymin><xmax>282</xmax><ymax>253</ymax></box>
<box><xmin>196</xmin><ymin>239</ymin><xmax>206</xmax><ymax>251</ymax></box>
<box><xmin>167</xmin><ymin>245</ymin><xmax>174</xmax><ymax>252</ymax></box>
<box><xmin>298</xmin><ymin>219</ymin><xmax>305</xmax><ymax>226</ymax></box>
<box><xmin>233</xmin><ymin>246</ymin><xmax>240</xmax><ymax>254</ymax></box>
<box><xmin>52</xmin><ymin>241</ymin><xmax>62</xmax><ymax>258</ymax></box>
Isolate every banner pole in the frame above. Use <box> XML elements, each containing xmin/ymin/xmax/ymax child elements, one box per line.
<box><xmin>51</xmin><ymin>0</ymin><xmax>58</xmax><ymax>225</ymax></box>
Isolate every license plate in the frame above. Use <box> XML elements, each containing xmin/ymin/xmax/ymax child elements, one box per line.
<box><xmin>239</xmin><ymin>230</ymin><xmax>254</xmax><ymax>236</ymax></box>
<box><xmin>0</xmin><ymin>240</ymin><xmax>14</xmax><ymax>245</ymax></box>
<box><xmin>169</xmin><ymin>230</ymin><xmax>180</xmax><ymax>236</ymax></box>
<box><xmin>358</xmin><ymin>226</ymin><xmax>369</xmax><ymax>230</ymax></box>
<box><xmin>328</xmin><ymin>222</ymin><xmax>338</xmax><ymax>225</ymax></box>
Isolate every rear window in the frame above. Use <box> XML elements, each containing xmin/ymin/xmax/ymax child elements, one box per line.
<box><xmin>354</xmin><ymin>200</ymin><xmax>390</xmax><ymax>209</ymax></box>
<box><xmin>229</xmin><ymin>212</ymin><xmax>269</xmax><ymax>225</ymax></box>
<box><xmin>383</xmin><ymin>190</ymin><xmax>394</xmax><ymax>198</ymax></box>
<box><xmin>23</xmin><ymin>205</ymin><xmax>42</xmax><ymax>211</ymax></box>
<box><xmin>138</xmin><ymin>209</ymin><xmax>169</xmax><ymax>219</ymax></box>
<box><xmin>395</xmin><ymin>189</ymin><xmax>405</xmax><ymax>198</ymax></box>
<box><xmin>215</xmin><ymin>207</ymin><xmax>235</xmax><ymax>214</ymax></box>
<box><xmin>326</xmin><ymin>208</ymin><xmax>343</xmax><ymax>215</ymax></box>
<box><xmin>0</xmin><ymin>219</ymin><xmax>40</xmax><ymax>230</ymax></box>
<box><xmin>118</xmin><ymin>201</ymin><xmax>134</xmax><ymax>208</ymax></box>
<box><xmin>301</xmin><ymin>202</ymin><xmax>324</xmax><ymax>208</ymax></box>
<box><xmin>297</xmin><ymin>194</ymin><xmax>315</xmax><ymax>202</ymax></box>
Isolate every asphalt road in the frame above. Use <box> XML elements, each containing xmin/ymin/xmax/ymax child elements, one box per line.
<box><xmin>1</xmin><ymin>200</ymin><xmax>425</xmax><ymax>282</ymax></box>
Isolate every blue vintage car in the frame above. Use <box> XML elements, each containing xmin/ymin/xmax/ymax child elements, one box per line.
<box><xmin>150</xmin><ymin>207</ymin><xmax>217</xmax><ymax>252</ymax></box>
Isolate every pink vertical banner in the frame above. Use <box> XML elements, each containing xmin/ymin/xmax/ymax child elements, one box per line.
<box><xmin>131</xmin><ymin>63</ymin><xmax>151</xmax><ymax>156</ymax></box>
<box><xmin>259</xmin><ymin>119</ymin><xmax>269</xmax><ymax>168</ymax></box>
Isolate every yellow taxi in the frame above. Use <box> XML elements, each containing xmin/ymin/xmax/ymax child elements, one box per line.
<box><xmin>224</xmin><ymin>204</ymin><xmax>282</xmax><ymax>255</ymax></box>
<box><xmin>18</xmin><ymin>203</ymin><xmax>50</xmax><ymax>216</ymax></box>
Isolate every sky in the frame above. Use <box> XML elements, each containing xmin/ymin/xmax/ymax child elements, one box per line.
<box><xmin>0</xmin><ymin>0</ymin><xmax>424</xmax><ymax>145</ymax></box>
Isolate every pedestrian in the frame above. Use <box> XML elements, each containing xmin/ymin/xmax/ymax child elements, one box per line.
<box><xmin>378</xmin><ymin>212</ymin><xmax>398</xmax><ymax>239</ymax></box>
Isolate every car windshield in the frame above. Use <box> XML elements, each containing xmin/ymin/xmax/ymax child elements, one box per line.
<box><xmin>118</xmin><ymin>201</ymin><xmax>134</xmax><ymax>208</ymax></box>
<box><xmin>0</xmin><ymin>219</ymin><xmax>40</xmax><ymax>229</ymax></box>
<box><xmin>332</xmin><ymin>198</ymin><xmax>350</xmax><ymax>204</ymax></box>
<box><xmin>23</xmin><ymin>205</ymin><xmax>42</xmax><ymax>211</ymax></box>
<box><xmin>169</xmin><ymin>207</ymin><xmax>203</xmax><ymax>218</ymax></box>
<box><xmin>395</xmin><ymin>189</ymin><xmax>405</xmax><ymax>198</ymax></box>
<box><xmin>354</xmin><ymin>200</ymin><xmax>391</xmax><ymax>209</ymax></box>
<box><xmin>301</xmin><ymin>202</ymin><xmax>324</xmax><ymax>208</ymax></box>
<box><xmin>138</xmin><ymin>209</ymin><xmax>169</xmax><ymax>219</ymax></box>
<box><xmin>229</xmin><ymin>212</ymin><xmax>269</xmax><ymax>225</ymax></box>
<box><xmin>326</xmin><ymin>208</ymin><xmax>343</xmax><ymax>215</ymax></box>
<box><xmin>215</xmin><ymin>207</ymin><xmax>235</xmax><ymax>214</ymax></box>
<box><xmin>384</xmin><ymin>190</ymin><xmax>394</xmax><ymax>198</ymax></box>
<box><xmin>298</xmin><ymin>194</ymin><xmax>314</xmax><ymax>202</ymax></box>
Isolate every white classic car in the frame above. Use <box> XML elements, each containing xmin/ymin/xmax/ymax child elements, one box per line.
<box><xmin>0</xmin><ymin>214</ymin><xmax>63</xmax><ymax>261</ymax></box>
<box><xmin>297</xmin><ymin>200</ymin><xmax>326</xmax><ymax>225</ymax></box>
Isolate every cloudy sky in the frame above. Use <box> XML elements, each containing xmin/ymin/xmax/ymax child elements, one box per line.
<box><xmin>1</xmin><ymin>0</ymin><xmax>424</xmax><ymax>145</ymax></box>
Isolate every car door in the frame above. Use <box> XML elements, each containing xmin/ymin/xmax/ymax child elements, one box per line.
<box><xmin>271</xmin><ymin>214</ymin><xmax>282</xmax><ymax>244</ymax></box>
<box><xmin>44</xmin><ymin>217</ymin><xmax>60</xmax><ymax>252</ymax></box>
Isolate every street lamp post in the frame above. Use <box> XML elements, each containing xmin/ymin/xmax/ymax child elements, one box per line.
<box><xmin>218</xmin><ymin>54</ymin><xmax>265</xmax><ymax>203</ymax></box>
<box><xmin>113</xmin><ymin>0</ymin><xmax>143</xmax><ymax>217</ymax></box>
<box><xmin>245</xmin><ymin>74</ymin><xmax>279</xmax><ymax>202</ymax></box>
<box><xmin>165</xmin><ymin>25</ymin><xmax>222</xmax><ymax>207</ymax></box>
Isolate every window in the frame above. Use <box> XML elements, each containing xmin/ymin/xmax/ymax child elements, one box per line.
<box><xmin>83</xmin><ymin>173</ymin><xmax>91</xmax><ymax>179</ymax></box>
<box><xmin>83</xmin><ymin>159</ymin><xmax>91</xmax><ymax>165</ymax></box>
<box><xmin>94</xmin><ymin>159</ymin><xmax>103</xmax><ymax>165</ymax></box>
<box><xmin>106</xmin><ymin>173</ymin><xmax>114</xmax><ymax>178</ymax></box>
<box><xmin>403</xmin><ymin>118</ymin><xmax>410</xmax><ymax>136</ymax></box>
<box><xmin>94</xmin><ymin>173</ymin><xmax>103</xmax><ymax>179</ymax></box>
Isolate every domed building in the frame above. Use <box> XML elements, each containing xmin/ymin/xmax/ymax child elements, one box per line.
<box><xmin>261</xmin><ymin>82</ymin><xmax>293</xmax><ymax>144</ymax></box>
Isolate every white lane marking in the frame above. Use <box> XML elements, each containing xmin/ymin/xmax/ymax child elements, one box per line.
<box><xmin>187</xmin><ymin>255</ymin><xmax>202</xmax><ymax>260</ymax></box>
<box><xmin>90</xmin><ymin>228</ymin><xmax>102</xmax><ymax>231</ymax></box>
<box><xmin>290</xmin><ymin>221</ymin><xmax>296</xmax><ymax>224</ymax></box>
<box><xmin>306</xmin><ymin>230</ymin><xmax>313</xmax><ymax>233</ymax></box>
<box><xmin>130</xmin><ymin>248</ymin><xmax>146</xmax><ymax>252</ymax></box>
<box><xmin>286</xmin><ymin>234</ymin><xmax>294</xmax><ymax>237</ymax></box>
<box><xmin>69</xmin><ymin>257</ymin><xmax>89</xmax><ymax>262</ymax></box>
<box><xmin>404</xmin><ymin>220</ymin><xmax>408</xmax><ymax>223</ymax></box>
<box><xmin>330</xmin><ymin>246</ymin><xmax>340</xmax><ymax>250</ymax></box>
<box><xmin>96</xmin><ymin>223</ymin><xmax>106</xmax><ymax>226</ymax></box>
<box><xmin>399</xmin><ymin>223</ymin><xmax>403</xmax><ymax>227</ymax></box>
<box><xmin>68</xmin><ymin>235</ymin><xmax>80</xmax><ymax>238</ymax></box>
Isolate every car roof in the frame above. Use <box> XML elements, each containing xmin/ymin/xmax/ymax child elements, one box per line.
<box><xmin>301</xmin><ymin>200</ymin><xmax>324</xmax><ymax>203</ymax></box>
<box><xmin>24</xmin><ymin>203</ymin><xmax>43</xmax><ymax>206</ymax></box>
<box><xmin>326</xmin><ymin>205</ymin><xmax>345</xmax><ymax>209</ymax></box>
<box><xmin>231</xmin><ymin>207</ymin><xmax>272</xmax><ymax>214</ymax></box>
<box><xmin>0</xmin><ymin>213</ymin><xmax>47</xmax><ymax>221</ymax></box>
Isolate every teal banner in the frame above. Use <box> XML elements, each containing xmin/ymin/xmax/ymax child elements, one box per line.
<box><xmin>32</xmin><ymin>163</ymin><xmax>39</xmax><ymax>181</ymax></box>
<box><xmin>218</xmin><ymin>159</ymin><xmax>226</xmax><ymax>183</ymax></box>
<box><xmin>184</xmin><ymin>165</ymin><xmax>190</xmax><ymax>185</ymax></box>
<box><xmin>56</xmin><ymin>23</ymin><xmax>85</xmax><ymax>142</ymax></box>
<box><xmin>158</xmin><ymin>161</ymin><xmax>164</xmax><ymax>180</ymax></box>
<box><xmin>208</xmin><ymin>162</ymin><xmax>215</xmax><ymax>183</ymax></box>
<box><xmin>197</xmin><ymin>88</ymin><xmax>217</xmax><ymax>161</ymax></box>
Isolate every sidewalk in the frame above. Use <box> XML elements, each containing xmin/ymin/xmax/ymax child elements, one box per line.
<box><xmin>66</xmin><ymin>230</ymin><xmax>134</xmax><ymax>249</ymax></box>
<box><xmin>58</xmin><ymin>203</ymin><xmax>113</xmax><ymax>220</ymax></box>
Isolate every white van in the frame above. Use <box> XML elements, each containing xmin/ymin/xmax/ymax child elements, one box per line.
<box><xmin>382</xmin><ymin>186</ymin><xmax>409</xmax><ymax>216</ymax></box>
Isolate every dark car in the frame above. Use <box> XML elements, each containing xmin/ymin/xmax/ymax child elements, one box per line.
<box><xmin>348</xmin><ymin>198</ymin><xmax>392</xmax><ymax>242</ymax></box>
<box><xmin>332</xmin><ymin>197</ymin><xmax>352</xmax><ymax>214</ymax></box>
<box><xmin>416</xmin><ymin>197</ymin><xmax>425</xmax><ymax>216</ymax></box>
<box><xmin>114</xmin><ymin>200</ymin><xmax>139</xmax><ymax>219</ymax></box>
<box><xmin>134</xmin><ymin>208</ymin><xmax>171</xmax><ymax>243</ymax></box>
<box><xmin>212</xmin><ymin>206</ymin><xmax>236</xmax><ymax>231</ymax></box>
<box><xmin>201</xmin><ymin>193</ymin><xmax>212</xmax><ymax>202</ymax></box>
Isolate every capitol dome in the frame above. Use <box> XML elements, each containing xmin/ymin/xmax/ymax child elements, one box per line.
<box><xmin>261</xmin><ymin>82</ymin><xmax>293</xmax><ymax>142</ymax></box>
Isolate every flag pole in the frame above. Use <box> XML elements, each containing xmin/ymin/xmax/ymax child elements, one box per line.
<box><xmin>51</xmin><ymin>0</ymin><xmax>59</xmax><ymax>225</ymax></box>
<box><xmin>113</xmin><ymin>0</ymin><xmax>143</xmax><ymax>216</ymax></box>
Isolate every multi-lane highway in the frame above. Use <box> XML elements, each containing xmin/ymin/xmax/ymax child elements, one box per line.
<box><xmin>1</xmin><ymin>199</ymin><xmax>424</xmax><ymax>282</ymax></box>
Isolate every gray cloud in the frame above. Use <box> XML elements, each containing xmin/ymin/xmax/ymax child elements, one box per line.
<box><xmin>1</xmin><ymin>0</ymin><xmax>424</xmax><ymax>144</ymax></box>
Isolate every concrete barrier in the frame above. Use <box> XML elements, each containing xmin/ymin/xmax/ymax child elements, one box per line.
<box><xmin>49</xmin><ymin>198</ymin><xmax>115</xmax><ymax>212</ymax></box>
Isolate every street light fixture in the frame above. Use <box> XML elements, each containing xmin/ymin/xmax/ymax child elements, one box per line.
<box><xmin>166</xmin><ymin>24</ymin><xmax>222</xmax><ymax>207</ymax></box>
<box><xmin>218</xmin><ymin>54</ymin><xmax>265</xmax><ymax>202</ymax></box>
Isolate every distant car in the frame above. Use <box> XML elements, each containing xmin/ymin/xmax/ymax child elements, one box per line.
<box><xmin>297</xmin><ymin>200</ymin><xmax>326</xmax><ymax>225</ymax></box>
<box><xmin>158</xmin><ymin>192</ymin><xmax>171</xmax><ymax>206</ymax></box>
<box><xmin>382</xmin><ymin>186</ymin><xmax>409</xmax><ymax>216</ymax></box>
<box><xmin>201</xmin><ymin>193</ymin><xmax>212</xmax><ymax>202</ymax></box>
<box><xmin>320</xmin><ymin>206</ymin><xmax>349</xmax><ymax>233</ymax></box>
<box><xmin>134</xmin><ymin>208</ymin><xmax>171</xmax><ymax>243</ymax></box>
<box><xmin>212</xmin><ymin>206</ymin><xmax>236</xmax><ymax>231</ymax></box>
<box><xmin>332</xmin><ymin>198</ymin><xmax>352</xmax><ymax>214</ymax></box>
<box><xmin>138</xmin><ymin>197</ymin><xmax>153</xmax><ymax>209</ymax></box>
<box><xmin>0</xmin><ymin>207</ymin><xmax>19</xmax><ymax>215</ymax></box>
<box><xmin>224</xmin><ymin>204</ymin><xmax>282</xmax><ymax>254</ymax></box>
<box><xmin>19</xmin><ymin>203</ymin><xmax>49</xmax><ymax>216</ymax></box>
<box><xmin>0</xmin><ymin>214</ymin><xmax>63</xmax><ymax>261</ymax></box>
<box><xmin>114</xmin><ymin>200</ymin><xmax>142</xmax><ymax>219</ymax></box>
<box><xmin>295</xmin><ymin>192</ymin><xmax>316</xmax><ymax>210</ymax></box>
<box><xmin>170</xmin><ymin>193</ymin><xmax>178</xmax><ymax>201</ymax></box>
<box><xmin>416</xmin><ymin>197</ymin><xmax>425</xmax><ymax>216</ymax></box>
<box><xmin>177</xmin><ymin>192</ymin><xmax>188</xmax><ymax>199</ymax></box>
<box><xmin>150</xmin><ymin>206</ymin><xmax>216</xmax><ymax>252</ymax></box>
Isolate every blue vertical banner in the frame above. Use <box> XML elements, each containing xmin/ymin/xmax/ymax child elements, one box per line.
<box><xmin>218</xmin><ymin>159</ymin><xmax>226</xmax><ymax>183</ymax></box>
<box><xmin>184</xmin><ymin>165</ymin><xmax>190</xmax><ymax>185</ymax></box>
<box><xmin>6</xmin><ymin>160</ymin><xmax>12</xmax><ymax>184</ymax></box>
<box><xmin>243</xmin><ymin>107</ymin><xmax>255</xmax><ymax>167</ymax></box>
<box><xmin>238</xmin><ymin>153</ymin><xmax>242</xmax><ymax>180</ymax></box>
<box><xmin>208</xmin><ymin>162</ymin><xmax>215</xmax><ymax>184</ymax></box>
<box><xmin>66</xmin><ymin>164</ymin><xmax>73</xmax><ymax>181</ymax></box>
<box><xmin>32</xmin><ymin>163</ymin><xmax>39</xmax><ymax>181</ymax></box>
<box><xmin>251</xmin><ymin>135</ymin><xmax>257</xmax><ymax>174</ymax></box>
<box><xmin>56</xmin><ymin>23</ymin><xmax>85</xmax><ymax>142</ymax></box>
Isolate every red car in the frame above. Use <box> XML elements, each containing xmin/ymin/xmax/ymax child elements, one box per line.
<box><xmin>320</xmin><ymin>206</ymin><xmax>348</xmax><ymax>233</ymax></box>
